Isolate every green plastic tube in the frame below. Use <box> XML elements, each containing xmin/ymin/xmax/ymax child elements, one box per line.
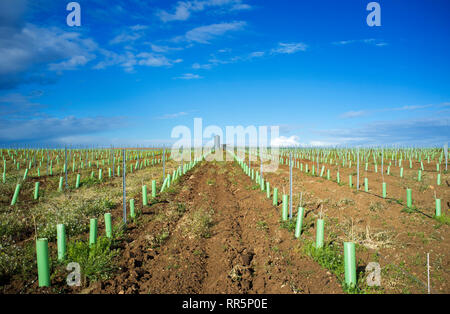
<box><xmin>142</xmin><ymin>185</ymin><xmax>148</xmax><ymax>206</ymax></box>
<box><xmin>437</xmin><ymin>174</ymin><xmax>441</xmax><ymax>186</ymax></box>
<box><xmin>294</xmin><ymin>207</ymin><xmax>305</xmax><ymax>238</ymax></box>
<box><xmin>58</xmin><ymin>176</ymin><xmax>63</xmax><ymax>192</ymax></box>
<box><xmin>273</xmin><ymin>188</ymin><xmax>278</xmax><ymax>206</ymax></box>
<box><xmin>260</xmin><ymin>178</ymin><xmax>264</xmax><ymax>191</ymax></box>
<box><xmin>11</xmin><ymin>183</ymin><xmax>21</xmax><ymax>205</ymax></box>
<box><xmin>34</xmin><ymin>182</ymin><xmax>39</xmax><ymax>200</ymax></box>
<box><xmin>152</xmin><ymin>180</ymin><xmax>156</xmax><ymax>198</ymax></box>
<box><xmin>344</xmin><ymin>242</ymin><xmax>357</xmax><ymax>287</ymax></box>
<box><xmin>89</xmin><ymin>218</ymin><xmax>98</xmax><ymax>246</ymax></box>
<box><xmin>435</xmin><ymin>199</ymin><xmax>441</xmax><ymax>217</ymax></box>
<box><xmin>23</xmin><ymin>168</ymin><xmax>28</xmax><ymax>181</ymax></box>
<box><xmin>99</xmin><ymin>168</ymin><xmax>102</xmax><ymax>180</ymax></box>
<box><xmin>104</xmin><ymin>213</ymin><xmax>112</xmax><ymax>238</ymax></box>
<box><xmin>406</xmin><ymin>188</ymin><xmax>412</xmax><ymax>208</ymax></box>
<box><xmin>266</xmin><ymin>181</ymin><xmax>270</xmax><ymax>198</ymax></box>
<box><xmin>364</xmin><ymin>178</ymin><xmax>369</xmax><ymax>192</ymax></box>
<box><xmin>282</xmin><ymin>194</ymin><xmax>288</xmax><ymax>221</ymax></box>
<box><xmin>57</xmin><ymin>224</ymin><xmax>66</xmax><ymax>261</ymax></box>
<box><xmin>336</xmin><ymin>171</ymin><xmax>340</xmax><ymax>183</ymax></box>
<box><xmin>417</xmin><ymin>170</ymin><xmax>422</xmax><ymax>182</ymax></box>
<box><xmin>2</xmin><ymin>172</ymin><xmax>5</xmax><ymax>183</ymax></box>
<box><xmin>75</xmin><ymin>174</ymin><xmax>81</xmax><ymax>188</ymax></box>
<box><xmin>36</xmin><ymin>238</ymin><xmax>50</xmax><ymax>287</ymax></box>
<box><xmin>316</xmin><ymin>219</ymin><xmax>324</xmax><ymax>248</ymax></box>
<box><xmin>382</xmin><ymin>182</ymin><xmax>386</xmax><ymax>199</ymax></box>
<box><xmin>349</xmin><ymin>175</ymin><xmax>352</xmax><ymax>188</ymax></box>
<box><xmin>160</xmin><ymin>177</ymin><xmax>168</xmax><ymax>192</ymax></box>
<box><xmin>130</xmin><ymin>199</ymin><xmax>135</xmax><ymax>218</ymax></box>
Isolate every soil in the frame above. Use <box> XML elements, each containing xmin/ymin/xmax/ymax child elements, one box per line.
<box><xmin>88</xmin><ymin>156</ymin><xmax>342</xmax><ymax>294</ymax></box>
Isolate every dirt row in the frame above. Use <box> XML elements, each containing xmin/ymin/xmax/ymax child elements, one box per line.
<box><xmin>88</xmin><ymin>157</ymin><xmax>342</xmax><ymax>294</ymax></box>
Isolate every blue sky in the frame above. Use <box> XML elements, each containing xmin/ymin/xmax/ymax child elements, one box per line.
<box><xmin>0</xmin><ymin>0</ymin><xmax>449</xmax><ymax>147</ymax></box>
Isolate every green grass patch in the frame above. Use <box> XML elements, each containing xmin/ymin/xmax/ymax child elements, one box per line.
<box><xmin>66</xmin><ymin>235</ymin><xmax>119</xmax><ymax>284</ymax></box>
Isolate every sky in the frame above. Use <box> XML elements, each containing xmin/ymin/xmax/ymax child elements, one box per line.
<box><xmin>0</xmin><ymin>0</ymin><xmax>449</xmax><ymax>147</ymax></box>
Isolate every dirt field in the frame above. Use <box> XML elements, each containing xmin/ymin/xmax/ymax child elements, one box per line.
<box><xmin>1</xmin><ymin>149</ymin><xmax>448</xmax><ymax>294</ymax></box>
<box><xmin>87</xmin><ymin>159</ymin><xmax>341</xmax><ymax>294</ymax></box>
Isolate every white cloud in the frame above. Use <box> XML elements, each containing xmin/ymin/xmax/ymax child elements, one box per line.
<box><xmin>94</xmin><ymin>50</ymin><xmax>178</xmax><ymax>72</ymax></box>
<box><xmin>333</xmin><ymin>38</ymin><xmax>388</xmax><ymax>47</ymax></box>
<box><xmin>0</xmin><ymin>23</ymin><xmax>98</xmax><ymax>88</ymax></box>
<box><xmin>174</xmin><ymin>73</ymin><xmax>203</xmax><ymax>80</ymax></box>
<box><xmin>392</xmin><ymin>105</ymin><xmax>431</xmax><ymax>111</ymax></box>
<box><xmin>0</xmin><ymin>115</ymin><xmax>125</xmax><ymax>143</ymax></box>
<box><xmin>49</xmin><ymin>55</ymin><xmax>94</xmax><ymax>72</ymax></box>
<box><xmin>130</xmin><ymin>24</ymin><xmax>148</xmax><ymax>31</ymax></box>
<box><xmin>271</xmin><ymin>42</ymin><xmax>307</xmax><ymax>54</ymax></box>
<box><xmin>150</xmin><ymin>44</ymin><xmax>183</xmax><ymax>53</ymax></box>
<box><xmin>249</xmin><ymin>51</ymin><xmax>264</xmax><ymax>58</ymax></box>
<box><xmin>314</xmin><ymin>116</ymin><xmax>450</xmax><ymax>146</ymax></box>
<box><xmin>137</xmin><ymin>53</ymin><xmax>172</xmax><ymax>67</ymax></box>
<box><xmin>192</xmin><ymin>62</ymin><xmax>212</xmax><ymax>69</ymax></box>
<box><xmin>110</xmin><ymin>33</ymin><xmax>142</xmax><ymax>45</ymax></box>
<box><xmin>109</xmin><ymin>25</ymin><xmax>149</xmax><ymax>45</ymax></box>
<box><xmin>271</xmin><ymin>135</ymin><xmax>300</xmax><ymax>147</ymax></box>
<box><xmin>155</xmin><ymin>112</ymin><xmax>189</xmax><ymax>119</ymax></box>
<box><xmin>339</xmin><ymin>110</ymin><xmax>367</xmax><ymax>119</ymax></box>
<box><xmin>157</xmin><ymin>0</ymin><xmax>252</xmax><ymax>22</ymax></box>
<box><xmin>184</xmin><ymin>21</ymin><xmax>246</xmax><ymax>44</ymax></box>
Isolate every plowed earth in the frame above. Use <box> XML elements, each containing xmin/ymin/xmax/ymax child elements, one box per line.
<box><xmin>88</xmin><ymin>158</ymin><xmax>341</xmax><ymax>294</ymax></box>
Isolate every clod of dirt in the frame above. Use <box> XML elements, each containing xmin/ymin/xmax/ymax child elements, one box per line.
<box><xmin>241</xmin><ymin>252</ymin><xmax>254</xmax><ymax>265</ymax></box>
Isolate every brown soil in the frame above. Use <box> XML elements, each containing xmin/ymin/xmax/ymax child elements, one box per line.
<box><xmin>87</xmin><ymin>156</ymin><xmax>342</xmax><ymax>294</ymax></box>
<box><xmin>253</xmin><ymin>157</ymin><xmax>449</xmax><ymax>294</ymax></box>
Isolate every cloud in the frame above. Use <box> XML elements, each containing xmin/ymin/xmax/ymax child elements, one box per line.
<box><xmin>0</xmin><ymin>23</ymin><xmax>98</xmax><ymax>89</ymax></box>
<box><xmin>137</xmin><ymin>53</ymin><xmax>172</xmax><ymax>67</ymax></box>
<box><xmin>157</xmin><ymin>0</ymin><xmax>252</xmax><ymax>22</ymax></box>
<box><xmin>155</xmin><ymin>112</ymin><xmax>189</xmax><ymax>119</ymax></box>
<box><xmin>109</xmin><ymin>25</ymin><xmax>149</xmax><ymax>45</ymax></box>
<box><xmin>109</xmin><ymin>33</ymin><xmax>142</xmax><ymax>45</ymax></box>
<box><xmin>192</xmin><ymin>63</ymin><xmax>212</xmax><ymax>69</ymax></box>
<box><xmin>150</xmin><ymin>44</ymin><xmax>183</xmax><ymax>53</ymax></box>
<box><xmin>174</xmin><ymin>73</ymin><xmax>203</xmax><ymax>80</ymax></box>
<box><xmin>0</xmin><ymin>92</ymin><xmax>46</xmax><ymax>119</ymax></box>
<box><xmin>190</xmin><ymin>42</ymin><xmax>307</xmax><ymax>71</ymax></box>
<box><xmin>183</xmin><ymin>21</ymin><xmax>246</xmax><ymax>44</ymax></box>
<box><xmin>271</xmin><ymin>42</ymin><xmax>307</xmax><ymax>54</ymax></box>
<box><xmin>0</xmin><ymin>115</ymin><xmax>126</xmax><ymax>144</ymax></box>
<box><xmin>249</xmin><ymin>51</ymin><xmax>265</xmax><ymax>58</ymax></box>
<box><xmin>391</xmin><ymin>105</ymin><xmax>431</xmax><ymax>111</ymax></box>
<box><xmin>314</xmin><ymin>117</ymin><xmax>450</xmax><ymax>146</ymax></box>
<box><xmin>333</xmin><ymin>38</ymin><xmax>388</xmax><ymax>47</ymax></box>
<box><xmin>339</xmin><ymin>104</ymin><xmax>434</xmax><ymax>119</ymax></box>
<box><xmin>0</xmin><ymin>0</ymin><xmax>27</xmax><ymax>28</ymax></box>
<box><xmin>94</xmin><ymin>50</ymin><xmax>178</xmax><ymax>72</ymax></box>
<box><xmin>339</xmin><ymin>110</ymin><xmax>368</xmax><ymax>119</ymax></box>
<box><xmin>271</xmin><ymin>135</ymin><xmax>301</xmax><ymax>147</ymax></box>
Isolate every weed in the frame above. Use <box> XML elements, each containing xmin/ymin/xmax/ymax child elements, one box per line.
<box><xmin>66</xmin><ymin>236</ymin><xmax>119</xmax><ymax>284</ymax></box>
<box><xmin>279</xmin><ymin>218</ymin><xmax>296</xmax><ymax>232</ymax></box>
